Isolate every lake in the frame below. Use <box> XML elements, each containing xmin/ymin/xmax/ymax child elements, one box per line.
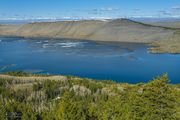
<box><xmin>0</xmin><ymin>37</ymin><xmax>179</xmax><ymax>83</ymax></box>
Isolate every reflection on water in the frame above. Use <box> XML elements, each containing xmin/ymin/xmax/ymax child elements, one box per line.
<box><xmin>0</xmin><ymin>37</ymin><xmax>179</xmax><ymax>83</ymax></box>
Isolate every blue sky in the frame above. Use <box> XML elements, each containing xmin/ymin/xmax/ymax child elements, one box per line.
<box><xmin>0</xmin><ymin>0</ymin><xmax>180</xmax><ymax>20</ymax></box>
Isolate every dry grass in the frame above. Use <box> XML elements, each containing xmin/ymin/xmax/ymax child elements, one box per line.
<box><xmin>149</xmin><ymin>31</ymin><xmax>180</xmax><ymax>54</ymax></box>
<box><xmin>0</xmin><ymin>74</ymin><xmax>68</xmax><ymax>91</ymax></box>
<box><xmin>0</xmin><ymin>74</ymin><xmax>67</xmax><ymax>82</ymax></box>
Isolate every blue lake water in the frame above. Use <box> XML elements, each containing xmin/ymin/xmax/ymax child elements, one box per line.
<box><xmin>0</xmin><ymin>37</ymin><xmax>179</xmax><ymax>83</ymax></box>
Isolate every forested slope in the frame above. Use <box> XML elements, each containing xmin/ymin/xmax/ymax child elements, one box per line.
<box><xmin>0</xmin><ymin>72</ymin><xmax>179</xmax><ymax>120</ymax></box>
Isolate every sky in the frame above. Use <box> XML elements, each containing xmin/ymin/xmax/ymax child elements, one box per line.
<box><xmin>0</xmin><ymin>0</ymin><xmax>180</xmax><ymax>20</ymax></box>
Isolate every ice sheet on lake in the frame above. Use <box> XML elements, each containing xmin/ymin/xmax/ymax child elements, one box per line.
<box><xmin>42</xmin><ymin>44</ymin><xmax>49</xmax><ymax>48</ymax></box>
<box><xmin>36</xmin><ymin>41</ymin><xmax>42</xmax><ymax>44</ymax></box>
<box><xmin>55</xmin><ymin>42</ymin><xmax>86</xmax><ymax>48</ymax></box>
<box><xmin>39</xmin><ymin>41</ymin><xmax>87</xmax><ymax>49</ymax></box>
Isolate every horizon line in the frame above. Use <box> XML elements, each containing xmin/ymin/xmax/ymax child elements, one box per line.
<box><xmin>0</xmin><ymin>16</ymin><xmax>180</xmax><ymax>21</ymax></box>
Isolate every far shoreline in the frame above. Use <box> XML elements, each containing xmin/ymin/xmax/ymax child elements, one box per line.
<box><xmin>0</xmin><ymin>35</ymin><xmax>179</xmax><ymax>55</ymax></box>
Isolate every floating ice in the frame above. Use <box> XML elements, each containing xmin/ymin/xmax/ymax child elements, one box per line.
<box><xmin>55</xmin><ymin>41</ymin><xmax>85</xmax><ymax>48</ymax></box>
<box><xmin>42</xmin><ymin>44</ymin><xmax>49</xmax><ymax>48</ymax></box>
<box><xmin>36</xmin><ymin>41</ymin><xmax>42</xmax><ymax>44</ymax></box>
<box><xmin>61</xmin><ymin>45</ymin><xmax>76</xmax><ymax>48</ymax></box>
<box><xmin>19</xmin><ymin>39</ymin><xmax>27</xmax><ymax>42</ymax></box>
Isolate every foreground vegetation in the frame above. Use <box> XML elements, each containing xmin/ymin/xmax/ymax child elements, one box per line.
<box><xmin>0</xmin><ymin>71</ymin><xmax>179</xmax><ymax>120</ymax></box>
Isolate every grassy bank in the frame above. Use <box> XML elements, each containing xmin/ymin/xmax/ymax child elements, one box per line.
<box><xmin>149</xmin><ymin>30</ymin><xmax>180</xmax><ymax>54</ymax></box>
<box><xmin>0</xmin><ymin>71</ymin><xmax>179</xmax><ymax>120</ymax></box>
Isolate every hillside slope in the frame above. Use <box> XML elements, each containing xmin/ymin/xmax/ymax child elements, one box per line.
<box><xmin>0</xmin><ymin>19</ymin><xmax>174</xmax><ymax>42</ymax></box>
<box><xmin>0</xmin><ymin>19</ymin><xmax>180</xmax><ymax>53</ymax></box>
<box><xmin>150</xmin><ymin>21</ymin><xmax>180</xmax><ymax>28</ymax></box>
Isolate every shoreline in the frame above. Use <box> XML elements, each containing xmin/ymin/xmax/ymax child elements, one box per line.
<box><xmin>1</xmin><ymin>35</ymin><xmax>179</xmax><ymax>54</ymax></box>
<box><xmin>0</xmin><ymin>72</ymin><xmax>179</xmax><ymax>84</ymax></box>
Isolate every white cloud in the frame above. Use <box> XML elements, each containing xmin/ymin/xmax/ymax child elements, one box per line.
<box><xmin>158</xmin><ymin>10</ymin><xmax>172</xmax><ymax>16</ymax></box>
<box><xmin>172</xmin><ymin>6</ymin><xmax>180</xmax><ymax>10</ymax></box>
<box><xmin>100</xmin><ymin>7</ymin><xmax>120</xmax><ymax>12</ymax></box>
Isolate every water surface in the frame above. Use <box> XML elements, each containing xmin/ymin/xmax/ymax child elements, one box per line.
<box><xmin>0</xmin><ymin>37</ymin><xmax>179</xmax><ymax>83</ymax></box>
